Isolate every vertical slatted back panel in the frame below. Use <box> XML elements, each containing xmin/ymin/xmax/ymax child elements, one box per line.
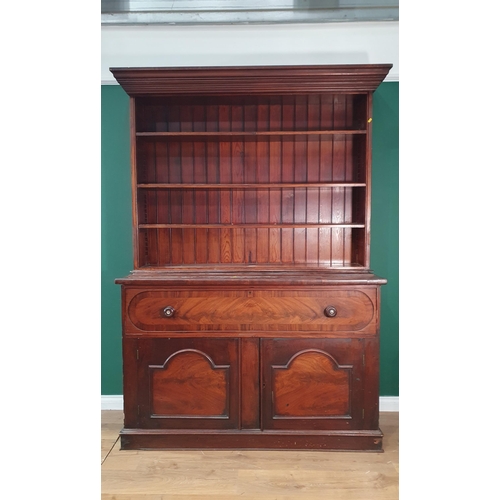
<box><xmin>134</xmin><ymin>94</ymin><xmax>369</xmax><ymax>268</ymax></box>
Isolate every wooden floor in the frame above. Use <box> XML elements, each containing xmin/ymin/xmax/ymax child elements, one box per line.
<box><xmin>101</xmin><ymin>411</ymin><xmax>399</xmax><ymax>499</ymax></box>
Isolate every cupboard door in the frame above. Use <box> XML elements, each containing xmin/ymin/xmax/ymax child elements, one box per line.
<box><xmin>136</xmin><ymin>338</ymin><xmax>239</xmax><ymax>429</ymax></box>
<box><xmin>261</xmin><ymin>338</ymin><xmax>365</xmax><ymax>430</ymax></box>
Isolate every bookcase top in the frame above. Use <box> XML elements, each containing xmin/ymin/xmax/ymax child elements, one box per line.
<box><xmin>110</xmin><ymin>64</ymin><xmax>393</xmax><ymax>96</ymax></box>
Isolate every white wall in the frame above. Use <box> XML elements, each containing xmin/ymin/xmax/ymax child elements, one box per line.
<box><xmin>101</xmin><ymin>395</ymin><xmax>399</xmax><ymax>412</ymax></box>
<box><xmin>101</xmin><ymin>21</ymin><xmax>398</xmax><ymax>84</ymax></box>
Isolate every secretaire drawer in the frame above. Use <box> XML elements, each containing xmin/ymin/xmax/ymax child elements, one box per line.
<box><xmin>124</xmin><ymin>288</ymin><xmax>379</xmax><ymax>335</ymax></box>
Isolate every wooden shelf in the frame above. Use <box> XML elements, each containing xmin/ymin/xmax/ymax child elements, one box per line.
<box><xmin>137</xmin><ymin>131</ymin><xmax>367</xmax><ymax>136</ymax></box>
<box><xmin>139</xmin><ymin>223</ymin><xmax>365</xmax><ymax>229</ymax></box>
<box><xmin>136</xmin><ymin>130</ymin><xmax>367</xmax><ymax>138</ymax></box>
<box><xmin>137</xmin><ymin>183</ymin><xmax>367</xmax><ymax>189</ymax></box>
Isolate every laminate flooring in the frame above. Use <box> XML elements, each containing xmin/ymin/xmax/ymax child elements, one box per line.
<box><xmin>101</xmin><ymin>411</ymin><xmax>399</xmax><ymax>499</ymax></box>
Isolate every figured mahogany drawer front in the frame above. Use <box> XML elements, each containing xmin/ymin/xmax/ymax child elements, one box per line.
<box><xmin>125</xmin><ymin>289</ymin><xmax>377</xmax><ymax>334</ymax></box>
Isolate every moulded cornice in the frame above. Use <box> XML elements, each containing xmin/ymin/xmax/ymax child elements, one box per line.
<box><xmin>110</xmin><ymin>64</ymin><xmax>393</xmax><ymax>96</ymax></box>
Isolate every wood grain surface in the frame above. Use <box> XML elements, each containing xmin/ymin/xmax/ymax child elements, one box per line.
<box><xmin>125</xmin><ymin>288</ymin><xmax>376</xmax><ymax>334</ymax></box>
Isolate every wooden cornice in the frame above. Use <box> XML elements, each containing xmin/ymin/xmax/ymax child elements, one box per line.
<box><xmin>109</xmin><ymin>64</ymin><xmax>393</xmax><ymax>96</ymax></box>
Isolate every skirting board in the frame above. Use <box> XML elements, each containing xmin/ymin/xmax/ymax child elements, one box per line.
<box><xmin>101</xmin><ymin>395</ymin><xmax>399</xmax><ymax>412</ymax></box>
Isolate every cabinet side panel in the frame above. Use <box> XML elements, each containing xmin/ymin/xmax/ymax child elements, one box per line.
<box><xmin>122</xmin><ymin>336</ymin><xmax>138</xmax><ymax>428</ymax></box>
<box><xmin>365</xmin><ymin>92</ymin><xmax>373</xmax><ymax>267</ymax></box>
<box><xmin>362</xmin><ymin>337</ymin><xmax>381</xmax><ymax>430</ymax></box>
<box><xmin>344</xmin><ymin>96</ymin><xmax>354</xmax><ymax>264</ymax></box>
<box><xmin>130</xmin><ymin>98</ymin><xmax>139</xmax><ymax>268</ymax></box>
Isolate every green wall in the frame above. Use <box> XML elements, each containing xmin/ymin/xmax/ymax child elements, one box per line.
<box><xmin>101</xmin><ymin>82</ymin><xmax>399</xmax><ymax>396</ymax></box>
<box><xmin>101</xmin><ymin>85</ymin><xmax>132</xmax><ymax>395</ymax></box>
<box><xmin>371</xmin><ymin>82</ymin><xmax>399</xmax><ymax>396</ymax></box>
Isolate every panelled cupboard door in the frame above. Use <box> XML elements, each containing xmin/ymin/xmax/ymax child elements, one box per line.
<box><xmin>261</xmin><ymin>338</ymin><xmax>365</xmax><ymax>430</ymax></box>
<box><xmin>136</xmin><ymin>338</ymin><xmax>239</xmax><ymax>429</ymax></box>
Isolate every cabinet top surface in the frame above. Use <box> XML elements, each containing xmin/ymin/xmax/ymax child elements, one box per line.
<box><xmin>110</xmin><ymin>64</ymin><xmax>393</xmax><ymax>96</ymax></box>
<box><xmin>116</xmin><ymin>270</ymin><xmax>387</xmax><ymax>286</ymax></box>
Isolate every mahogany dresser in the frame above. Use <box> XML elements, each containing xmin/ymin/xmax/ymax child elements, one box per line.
<box><xmin>112</xmin><ymin>64</ymin><xmax>392</xmax><ymax>451</ymax></box>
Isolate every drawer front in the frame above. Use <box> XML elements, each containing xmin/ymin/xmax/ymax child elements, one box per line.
<box><xmin>125</xmin><ymin>288</ymin><xmax>377</xmax><ymax>334</ymax></box>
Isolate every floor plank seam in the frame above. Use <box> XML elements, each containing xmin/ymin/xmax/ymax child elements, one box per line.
<box><xmin>101</xmin><ymin>435</ymin><xmax>120</xmax><ymax>465</ymax></box>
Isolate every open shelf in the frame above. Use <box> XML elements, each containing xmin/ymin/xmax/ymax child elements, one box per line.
<box><xmin>136</xmin><ymin>136</ymin><xmax>367</xmax><ymax>184</ymax></box>
<box><xmin>129</xmin><ymin>86</ymin><xmax>371</xmax><ymax>270</ymax></box>
<box><xmin>135</xmin><ymin>94</ymin><xmax>368</xmax><ymax>134</ymax></box>
<box><xmin>137</xmin><ymin>226</ymin><xmax>367</xmax><ymax>268</ymax></box>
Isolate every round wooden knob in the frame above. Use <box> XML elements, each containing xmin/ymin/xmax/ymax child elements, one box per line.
<box><xmin>163</xmin><ymin>306</ymin><xmax>175</xmax><ymax>318</ymax></box>
<box><xmin>324</xmin><ymin>306</ymin><xmax>337</xmax><ymax>317</ymax></box>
